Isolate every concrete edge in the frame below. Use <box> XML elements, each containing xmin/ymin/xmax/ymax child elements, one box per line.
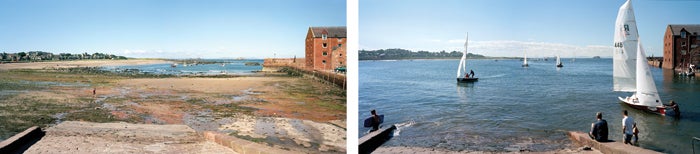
<box><xmin>359</xmin><ymin>125</ymin><xmax>397</xmax><ymax>154</ymax></box>
<box><xmin>202</xmin><ymin>131</ymin><xmax>303</xmax><ymax>154</ymax></box>
<box><xmin>0</xmin><ymin>126</ymin><xmax>45</xmax><ymax>153</ymax></box>
<box><xmin>567</xmin><ymin>131</ymin><xmax>661</xmax><ymax>154</ymax></box>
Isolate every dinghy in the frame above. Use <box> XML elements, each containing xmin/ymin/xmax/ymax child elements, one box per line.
<box><xmin>456</xmin><ymin>33</ymin><xmax>478</xmax><ymax>82</ymax></box>
<box><xmin>522</xmin><ymin>51</ymin><xmax>529</xmax><ymax>67</ymax></box>
<box><xmin>614</xmin><ymin>0</ymin><xmax>678</xmax><ymax>116</ymax></box>
<box><xmin>555</xmin><ymin>55</ymin><xmax>563</xmax><ymax>67</ymax></box>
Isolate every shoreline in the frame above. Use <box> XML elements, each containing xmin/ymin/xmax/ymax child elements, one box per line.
<box><xmin>0</xmin><ymin>59</ymin><xmax>171</xmax><ymax>70</ymax></box>
<box><xmin>372</xmin><ymin>146</ymin><xmax>601</xmax><ymax>154</ymax></box>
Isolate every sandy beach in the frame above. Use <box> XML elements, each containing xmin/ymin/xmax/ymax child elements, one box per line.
<box><xmin>0</xmin><ymin>59</ymin><xmax>170</xmax><ymax>70</ymax></box>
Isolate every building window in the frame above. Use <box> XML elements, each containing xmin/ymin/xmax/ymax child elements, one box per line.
<box><xmin>323</xmin><ymin>52</ymin><xmax>327</xmax><ymax>56</ymax></box>
<box><xmin>340</xmin><ymin>62</ymin><xmax>343</xmax><ymax>65</ymax></box>
<box><xmin>338</xmin><ymin>43</ymin><xmax>342</xmax><ymax>47</ymax></box>
<box><xmin>681</xmin><ymin>31</ymin><xmax>686</xmax><ymax>38</ymax></box>
<box><xmin>682</xmin><ymin>42</ymin><xmax>686</xmax><ymax>46</ymax></box>
<box><xmin>322</xmin><ymin>60</ymin><xmax>326</xmax><ymax>64</ymax></box>
<box><xmin>339</xmin><ymin>53</ymin><xmax>342</xmax><ymax>57</ymax></box>
<box><xmin>322</xmin><ymin>43</ymin><xmax>327</xmax><ymax>48</ymax></box>
<box><xmin>322</xmin><ymin>34</ymin><xmax>327</xmax><ymax>40</ymax></box>
<box><xmin>338</xmin><ymin>38</ymin><xmax>343</xmax><ymax>42</ymax></box>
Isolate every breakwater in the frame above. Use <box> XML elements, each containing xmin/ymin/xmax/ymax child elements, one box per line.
<box><xmin>263</xmin><ymin>58</ymin><xmax>346</xmax><ymax>89</ymax></box>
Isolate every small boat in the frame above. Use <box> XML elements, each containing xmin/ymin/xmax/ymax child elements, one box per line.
<box><xmin>678</xmin><ymin>65</ymin><xmax>695</xmax><ymax>77</ymax></box>
<box><xmin>522</xmin><ymin>51</ymin><xmax>529</xmax><ymax>67</ymax></box>
<box><xmin>618</xmin><ymin>41</ymin><xmax>669</xmax><ymax>115</ymax></box>
<box><xmin>456</xmin><ymin>33</ymin><xmax>478</xmax><ymax>83</ymax></box>
<box><xmin>614</xmin><ymin>0</ymin><xmax>678</xmax><ymax>116</ymax></box>
<box><xmin>457</xmin><ymin>77</ymin><xmax>478</xmax><ymax>82</ymax></box>
<box><xmin>555</xmin><ymin>55</ymin><xmax>563</xmax><ymax>67</ymax></box>
<box><xmin>171</xmin><ymin>63</ymin><xmax>177</xmax><ymax>68</ymax></box>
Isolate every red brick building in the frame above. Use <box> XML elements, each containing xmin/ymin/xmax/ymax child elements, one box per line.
<box><xmin>663</xmin><ymin>24</ymin><xmax>700</xmax><ymax>70</ymax></box>
<box><xmin>305</xmin><ymin>27</ymin><xmax>346</xmax><ymax>71</ymax></box>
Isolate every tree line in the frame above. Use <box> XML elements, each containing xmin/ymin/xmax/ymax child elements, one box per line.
<box><xmin>0</xmin><ymin>51</ymin><xmax>127</xmax><ymax>62</ymax></box>
<box><xmin>359</xmin><ymin>48</ymin><xmax>485</xmax><ymax>60</ymax></box>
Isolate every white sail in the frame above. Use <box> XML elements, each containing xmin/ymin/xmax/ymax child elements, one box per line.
<box><xmin>556</xmin><ymin>55</ymin><xmax>561</xmax><ymax>65</ymax></box>
<box><xmin>523</xmin><ymin>52</ymin><xmax>528</xmax><ymax>65</ymax></box>
<box><xmin>457</xmin><ymin>33</ymin><xmax>468</xmax><ymax>78</ymax></box>
<box><xmin>613</xmin><ymin>0</ymin><xmax>638</xmax><ymax>92</ymax></box>
<box><xmin>635</xmin><ymin>41</ymin><xmax>663</xmax><ymax>108</ymax></box>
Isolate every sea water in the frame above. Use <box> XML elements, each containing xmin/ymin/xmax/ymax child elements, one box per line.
<box><xmin>359</xmin><ymin>58</ymin><xmax>700</xmax><ymax>153</ymax></box>
<box><xmin>102</xmin><ymin>59</ymin><xmax>263</xmax><ymax>75</ymax></box>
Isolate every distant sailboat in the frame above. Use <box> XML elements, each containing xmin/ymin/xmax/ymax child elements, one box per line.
<box><xmin>457</xmin><ymin>33</ymin><xmax>477</xmax><ymax>82</ymax></box>
<box><xmin>614</xmin><ymin>0</ymin><xmax>678</xmax><ymax>116</ymax></box>
<box><xmin>555</xmin><ymin>55</ymin><xmax>563</xmax><ymax>67</ymax></box>
<box><xmin>522</xmin><ymin>51</ymin><xmax>529</xmax><ymax>67</ymax></box>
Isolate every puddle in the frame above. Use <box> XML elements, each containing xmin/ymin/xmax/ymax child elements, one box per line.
<box><xmin>53</xmin><ymin>113</ymin><xmax>67</xmax><ymax>124</ymax></box>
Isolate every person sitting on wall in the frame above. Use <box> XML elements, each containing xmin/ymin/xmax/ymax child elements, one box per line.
<box><xmin>589</xmin><ymin>112</ymin><xmax>609</xmax><ymax>142</ymax></box>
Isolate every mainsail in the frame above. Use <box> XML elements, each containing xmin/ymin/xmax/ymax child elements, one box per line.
<box><xmin>556</xmin><ymin>55</ymin><xmax>561</xmax><ymax>66</ymax></box>
<box><xmin>635</xmin><ymin>41</ymin><xmax>663</xmax><ymax>108</ymax></box>
<box><xmin>456</xmin><ymin>33</ymin><xmax>468</xmax><ymax>78</ymax></box>
<box><xmin>523</xmin><ymin>52</ymin><xmax>528</xmax><ymax>66</ymax></box>
<box><xmin>613</xmin><ymin>0</ymin><xmax>638</xmax><ymax>92</ymax></box>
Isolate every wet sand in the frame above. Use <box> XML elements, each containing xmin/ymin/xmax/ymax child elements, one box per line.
<box><xmin>0</xmin><ymin>59</ymin><xmax>170</xmax><ymax>70</ymax></box>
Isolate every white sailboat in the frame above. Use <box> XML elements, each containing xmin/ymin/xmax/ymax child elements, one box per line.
<box><xmin>614</xmin><ymin>0</ymin><xmax>678</xmax><ymax>116</ymax></box>
<box><xmin>613</xmin><ymin>0</ymin><xmax>638</xmax><ymax>92</ymax></box>
<box><xmin>619</xmin><ymin>41</ymin><xmax>667</xmax><ymax>114</ymax></box>
<box><xmin>522</xmin><ymin>51</ymin><xmax>529</xmax><ymax>67</ymax></box>
<box><xmin>457</xmin><ymin>33</ymin><xmax>477</xmax><ymax>82</ymax></box>
<box><xmin>555</xmin><ymin>55</ymin><xmax>563</xmax><ymax>67</ymax></box>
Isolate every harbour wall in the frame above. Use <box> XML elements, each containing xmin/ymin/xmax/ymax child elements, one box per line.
<box><xmin>263</xmin><ymin>58</ymin><xmax>346</xmax><ymax>89</ymax></box>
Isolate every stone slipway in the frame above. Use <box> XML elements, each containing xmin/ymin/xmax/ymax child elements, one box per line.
<box><xmin>23</xmin><ymin>121</ymin><xmax>237</xmax><ymax>154</ymax></box>
<box><xmin>568</xmin><ymin>131</ymin><xmax>661</xmax><ymax>154</ymax></box>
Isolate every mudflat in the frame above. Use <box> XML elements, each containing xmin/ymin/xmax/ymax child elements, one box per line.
<box><xmin>0</xmin><ymin>60</ymin><xmax>346</xmax><ymax>153</ymax></box>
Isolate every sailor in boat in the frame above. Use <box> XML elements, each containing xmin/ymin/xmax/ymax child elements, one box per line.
<box><xmin>469</xmin><ymin>70</ymin><xmax>475</xmax><ymax>78</ymax></box>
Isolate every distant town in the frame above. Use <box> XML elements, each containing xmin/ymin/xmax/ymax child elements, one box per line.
<box><xmin>0</xmin><ymin>51</ymin><xmax>128</xmax><ymax>63</ymax></box>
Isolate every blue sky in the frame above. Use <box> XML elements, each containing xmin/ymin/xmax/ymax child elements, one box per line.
<box><xmin>0</xmin><ymin>0</ymin><xmax>346</xmax><ymax>59</ymax></box>
<box><xmin>360</xmin><ymin>0</ymin><xmax>700</xmax><ymax>58</ymax></box>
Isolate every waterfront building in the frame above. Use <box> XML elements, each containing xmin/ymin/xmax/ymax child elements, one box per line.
<box><xmin>662</xmin><ymin>24</ymin><xmax>700</xmax><ymax>70</ymax></box>
<box><xmin>305</xmin><ymin>26</ymin><xmax>346</xmax><ymax>71</ymax></box>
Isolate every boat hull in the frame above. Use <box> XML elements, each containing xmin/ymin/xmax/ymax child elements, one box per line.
<box><xmin>618</xmin><ymin>97</ymin><xmax>666</xmax><ymax>115</ymax></box>
<box><xmin>556</xmin><ymin>64</ymin><xmax>563</xmax><ymax>67</ymax></box>
<box><xmin>457</xmin><ymin>78</ymin><xmax>478</xmax><ymax>82</ymax></box>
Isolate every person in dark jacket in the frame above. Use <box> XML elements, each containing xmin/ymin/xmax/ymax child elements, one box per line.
<box><xmin>370</xmin><ymin>110</ymin><xmax>380</xmax><ymax>132</ymax></box>
<box><xmin>589</xmin><ymin>112</ymin><xmax>609</xmax><ymax>142</ymax></box>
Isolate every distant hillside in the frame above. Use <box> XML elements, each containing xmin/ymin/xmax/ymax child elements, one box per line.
<box><xmin>359</xmin><ymin>48</ymin><xmax>487</xmax><ymax>60</ymax></box>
